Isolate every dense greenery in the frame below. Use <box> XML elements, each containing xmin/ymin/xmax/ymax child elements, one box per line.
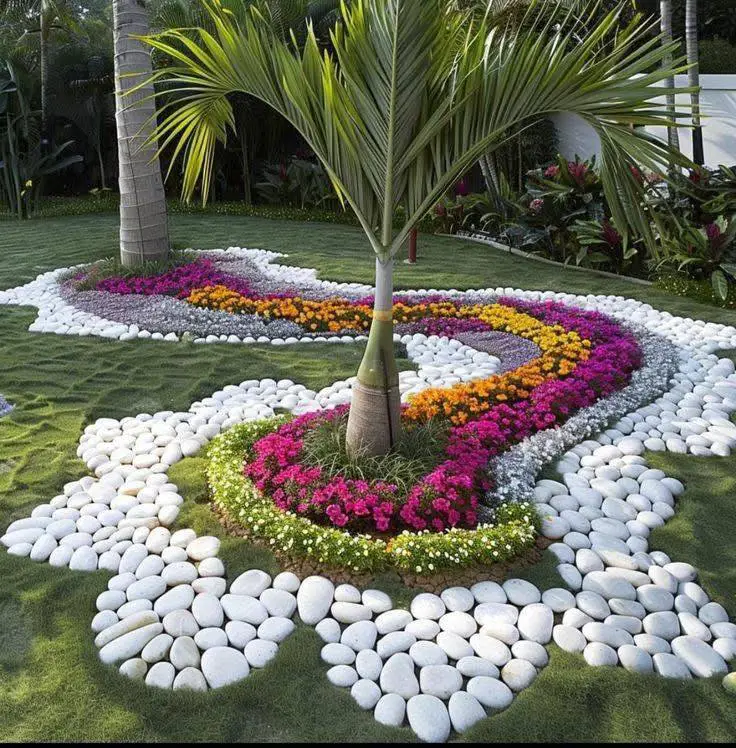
<box><xmin>0</xmin><ymin>0</ymin><xmax>345</xmax><ymax>212</ymax></box>
<box><xmin>639</xmin><ymin>0</ymin><xmax>736</xmax><ymax>46</ymax></box>
<box><xmin>699</xmin><ymin>37</ymin><xmax>736</xmax><ymax>74</ymax></box>
<box><xmin>439</xmin><ymin>157</ymin><xmax>736</xmax><ymax>303</ymax></box>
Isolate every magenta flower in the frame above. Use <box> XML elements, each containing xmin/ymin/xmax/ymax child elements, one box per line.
<box><xmin>242</xmin><ymin>297</ymin><xmax>641</xmax><ymax>535</ymax></box>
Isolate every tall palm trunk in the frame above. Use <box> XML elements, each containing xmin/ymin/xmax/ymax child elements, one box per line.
<box><xmin>113</xmin><ymin>0</ymin><xmax>169</xmax><ymax>267</ymax></box>
<box><xmin>96</xmin><ymin>141</ymin><xmax>107</xmax><ymax>190</ymax></box>
<box><xmin>345</xmin><ymin>256</ymin><xmax>401</xmax><ymax>456</ymax></box>
<box><xmin>39</xmin><ymin>7</ymin><xmax>49</xmax><ymax>149</ymax></box>
<box><xmin>660</xmin><ymin>0</ymin><xmax>680</xmax><ymax>153</ymax></box>
<box><xmin>686</xmin><ymin>0</ymin><xmax>704</xmax><ymax>165</ymax></box>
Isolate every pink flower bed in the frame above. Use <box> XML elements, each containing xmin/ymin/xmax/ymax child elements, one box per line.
<box><xmin>243</xmin><ymin>298</ymin><xmax>642</xmax><ymax>534</ymax></box>
<box><xmin>94</xmin><ymin>258</ymin><xmax>275</xmax><ymax>300</ymax></box>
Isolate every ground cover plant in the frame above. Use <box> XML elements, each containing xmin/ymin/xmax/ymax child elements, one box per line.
<box><xmin>1</xmin><ymin>213</ymin><xmax>736</xmax><ymax>741</ymax></box>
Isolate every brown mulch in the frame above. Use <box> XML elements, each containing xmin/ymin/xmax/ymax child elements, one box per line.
<box><xmin>214</xmin><ymin>502</ymin><xmax>550</xmax><ymax>594</ymax></box>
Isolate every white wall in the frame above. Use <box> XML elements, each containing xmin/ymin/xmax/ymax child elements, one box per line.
<box><xmin>549</xmin><ymin>74</ymin><xmax>736</xmax><ymax>168</ymax></box>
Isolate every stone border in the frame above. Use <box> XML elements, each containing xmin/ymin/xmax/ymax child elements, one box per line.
<box><xmin>485</xmin><ymin>328</ymin><xmax>682</xmax><ymax>513</ymax></box>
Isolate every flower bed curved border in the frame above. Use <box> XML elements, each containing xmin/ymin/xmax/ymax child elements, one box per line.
<box><xmin>207</xmin><ymin>418</ymin><xmax>538</xmax><ymax>574</ymax></box>
<box><xmin>489</xmin><ymin>326</ymin><xmax>683</xmax><ymax>505</ymax></box>
<box><xmin>242</xmin><ymin>302</ymin><xmax>642</xmax><ymax>535</ymax></box>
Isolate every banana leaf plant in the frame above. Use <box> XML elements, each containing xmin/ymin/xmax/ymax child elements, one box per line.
<box><xmin>139</xmin><ymin>0</ymin><xmax>692</xmax><ymax>456</ymax></box>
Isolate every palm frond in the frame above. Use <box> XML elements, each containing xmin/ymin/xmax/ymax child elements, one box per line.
<box><xmin>140</xmin><ymin>0</ymin><xmax>694</xmax><ymax>259</ymax></box>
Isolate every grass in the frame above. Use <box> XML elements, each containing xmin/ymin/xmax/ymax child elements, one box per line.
<box><xmin>301</xmin><ymin>411</ymin><xmax>449</xmax><ymax>494</ymax></box>
<box><xmin>0</xmin><ymin>212</ymin><xmax>735</xmax><ymax>741</ymax></box>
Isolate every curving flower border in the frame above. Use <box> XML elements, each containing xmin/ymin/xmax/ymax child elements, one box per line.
<box><xmin>207</xmin><ymin>418</ymin><xmax>539</xmax><ymax>574</ymax></box>
<box><xmin>242</xmin><ymin>300</ymin><xmax>641</xmax><ymax>535</ymax></box>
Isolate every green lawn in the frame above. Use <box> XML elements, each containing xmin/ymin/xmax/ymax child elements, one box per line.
<box><xmin>0</xmin><ymin>212</ymin><xmax>735</xmax><ymax>742</ymax></box>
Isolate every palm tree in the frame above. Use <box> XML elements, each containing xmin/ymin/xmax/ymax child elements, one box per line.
<box><xmin>113</xmin><ymin>0</ymin><xmax>169</xmax><ymax>266</ymax></box>
<box><xmin>142</xmin><ymin>0</ymin><xmax>689</xmax><ymax>456</ymax></box>
<box><xmin>0</xmin><ymin>0</ymin><xmax>78</xmax><ymax>146</ymax></box>
<box><xmin>686</xmin><ymin>0</ymin><xmax>704</xmax><ymax>165</ymax></box>
<box><xmin>660</xmin><ymin>0</ymin><xmax>680</xmax><ymax>153</ymax></box>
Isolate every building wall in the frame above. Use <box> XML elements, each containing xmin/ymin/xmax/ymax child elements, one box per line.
<box><xmin>550</xmin><ymin>74</ymin><xmax>736</xmax><ymax>168</ymax></box>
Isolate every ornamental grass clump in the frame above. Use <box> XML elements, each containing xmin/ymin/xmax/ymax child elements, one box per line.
<box><xmin>300</xmin><ymin>412</ymin><xmax>449</xmax><ymax>493</ymax></box>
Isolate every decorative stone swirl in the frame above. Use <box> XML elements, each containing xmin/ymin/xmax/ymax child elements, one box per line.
<box><xmin>1</xmin><ymin>249</ymin><xmax>736</xmax><ymax>742</ymax></box>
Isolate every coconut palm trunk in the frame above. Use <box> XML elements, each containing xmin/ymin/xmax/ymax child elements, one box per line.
<box><xmin>113</xmin><ymin>0</ymin><xmax>169</xmax><ymax>267</ymax></box>
<box><xmin>686</xmin><ymin>0</ymin><xmax>704</xmax><ymax>165</ymax></box>
<box><xmin>660</xmin><ymin>0</ymin><xmax>680</xmax><ymax>153</ymax></box>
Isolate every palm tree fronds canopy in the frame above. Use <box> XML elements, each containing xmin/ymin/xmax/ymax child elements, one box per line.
<box><xmin>141</xmin><ymin>0</ymin><xmax>693</xmax><ymax>259</ymax></box>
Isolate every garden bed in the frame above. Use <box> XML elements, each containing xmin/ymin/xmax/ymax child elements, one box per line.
<box><xmin>2</xmin><ymin>220</ymin><xmax>736</xmax><ymax>743</ymax></box>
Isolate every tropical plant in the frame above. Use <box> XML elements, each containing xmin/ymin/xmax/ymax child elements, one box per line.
<box><xmin>255</xmin><ymin>154</ymin><xmax>336</xmax><ymax>207</ymax></box>
<box><xmin>500</xmin><ymin>156</ymin><xmax>608</xmax><ymax>263</ymax></box>
<box><xmin>430</xmin><ymin>184</ymin><xmax>520</xmax><ymax>236</ymax></box>
<box><xmin>702</xmin><ymin>165</ymin><xmax>736</xmax><ymax>216</ymax></box>
<box><xmin>149</xmin><ymin>0</ymin><xmax>341</xmax><ymax>203</ymax></box>
<box><xmin>570</xmin><ymin>217</ymin><xmax>644</xmax><ymax>272</ymax></box>
<box><xmin>656</xmin><ymin>215</ymin><xmax>736</xmax><ymax>299</ymax></box>
<box><xmin>52</xmin><ymin>51</ymin><xmax>114</xmax><ymax>190</ymax></box>
<box><xmin>0</xmin><ymin>57</ymin><xmax>81</xmax><ymax>217</ymax></box>
<box><xmin>113</xmin><ymin>0</ymin><xmax>169</xmax><ymax>266</ymax></box>
<box><xmin>0</xmin><ymin>0</ymin><xmax>79</xmax><ymax>142</ymax></box>
<box><xmin>652</xmin><ymin>164</ymin><xmax>736</xmax><ymax>298</ymax></box>
<box><xmin>141</xmin><ymin>0</ymin><xmax>691</xmax><ymax>456</ymax></box>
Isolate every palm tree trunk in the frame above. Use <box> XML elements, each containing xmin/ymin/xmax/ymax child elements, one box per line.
<box><xmin>235</xmin><ymin>103</ymin><xmax>252</xmax><ymax>204</ymax></box>
<box><xmin>660</xmin><ymin>0</ymin><xmax>681</xmax><ymax>153</ymax></box>
<box><xmin>345</xmin><ymin>256</ymin><xmax>401</xmax><ymax>456</ymax></box>
<box><xmin>113</xmin><ymin>0</ymin><xmax>169</xmax><ymax>267</ymax></box>
<box><xmin>479</xmin><ymin>153</ymin><xmax>499</xmax><ymax>194</ymax></box>
<box><xmin>39</xmin><ymin>8</ymin><xmax>49</xmax><ymax>150</ymax></box>
<box><xmin>479</xmin><ymin>153</ymin><xmax>504</xmax><ymax>213</ymax></box>
<box><xmin>686</xmin><ymin>0</ymin><xmax>705</xmax><ymax>165</ymax></box>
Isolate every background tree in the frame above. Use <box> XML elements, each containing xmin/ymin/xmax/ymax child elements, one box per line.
<box><xmin>113</xmin><ymin>0</ymin><xmax>169</xmax><ymax>265</ymax></box>
<box><xmin>660</xmin><ymin>0</ymin><xmax>680</xmax><ymax>153</ymax></box>
<box><xmin>639</xmin><ymin>0</ymin><xmax>736</xmax><ymax>46</ymax></box>
<box><xmin>0</xmin><ymin>0</ymin><xmax>79</xmax><ymax>145</ymax></box>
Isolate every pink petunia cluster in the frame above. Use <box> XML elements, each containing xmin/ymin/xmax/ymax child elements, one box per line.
<box><xmin>243</xmin><ymin>297</ymin><xmax>642</xmax><ymax>534</ymax></box>
<box><xmin>95</xmin><ymin>258</ymin><xmax>285</xmax><ymax>301</ymax></box>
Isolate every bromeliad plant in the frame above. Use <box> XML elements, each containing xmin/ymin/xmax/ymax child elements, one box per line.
<box><xmin>656</xmin><ymin>215</ymin><xmax>736</xmax><ymax>301</ymax></box>
<box><xmin>255</xmin><ymin>155</ymin><xmax>337</xmax><ymax>209</ymax></box>
<box><xmin>141</xmin><ymin>0</ymin><xmax>690</xmax><ymax>457</ymax></box>
<box><xmin>650</xmin><ymin>165</ymin><xmax>736</xmax><ymax>300</ymax></box>
<box><xmin>500</xmin><ymin>155</ymin><xmax>609</xmax><ymax>264</ymax></box>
